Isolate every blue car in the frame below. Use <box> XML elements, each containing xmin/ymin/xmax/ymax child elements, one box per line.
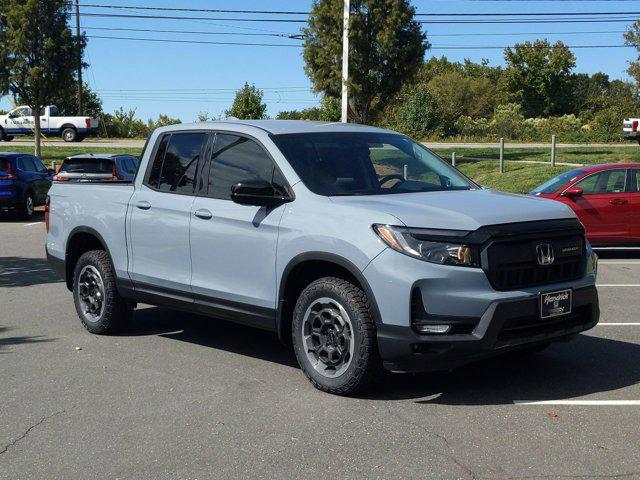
<box><xmin>0</xmin><ymin>152</ymin><xmax>53</xmax><ymax>219</ymax></box>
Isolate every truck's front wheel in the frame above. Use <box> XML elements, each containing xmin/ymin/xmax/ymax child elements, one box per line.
<box><xmin>292</xmin><ymin>277</ymin><xmax>382</xmax><ymax>396</ymax></box>
<box><xmin>62</xmin><ymin>127</ymin><xmax>78</xmax><ymax>143</ymax></box>
<box><xmin>73</xmin><ymin>250</ymin><xmax>133</xmax><ymax>334</ymax></box>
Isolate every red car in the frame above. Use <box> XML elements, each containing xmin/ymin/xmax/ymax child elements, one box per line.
<box><xmin>531</xmin><ymin>163</ymin><xmax>640</xmax><ymax>246</ymax></box>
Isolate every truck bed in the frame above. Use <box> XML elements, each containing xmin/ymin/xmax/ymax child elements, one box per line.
<box><xmin>46</xmin><ymin>183</ymin><xmax>135</xmax><ymax>281</ymax></box>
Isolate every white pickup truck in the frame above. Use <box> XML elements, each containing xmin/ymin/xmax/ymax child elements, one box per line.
<box><xmin>0</xmin><ymin>105</ymin><xmax>99</xmax><ymax>143</ymax></box>
<box><xmin>622</xmin><ymin>118</ymin><xmax>640</xmax><ymax>144</ymax></box>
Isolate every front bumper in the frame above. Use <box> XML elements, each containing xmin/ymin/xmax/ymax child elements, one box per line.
<box><xmin>377</xmin><ymin>285</ymin><xmax>599</xmax><ymax>372</ymax></box>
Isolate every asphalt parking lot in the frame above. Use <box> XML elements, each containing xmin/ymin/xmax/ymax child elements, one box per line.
<box><xmin>1</xmin><ymin>216</ymin><xmax>640</xmax><ymax>480</ymax></box>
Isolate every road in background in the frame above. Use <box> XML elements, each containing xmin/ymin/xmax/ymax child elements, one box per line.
<box><xmin>5</xmin><ymin>138</ymin><xmax>640</xmax><ymax>150</ymax></box>
<box><xmin>1</xmin><ymin>220</ymin><xmax>640</xmax><ymax>479</ymax></box>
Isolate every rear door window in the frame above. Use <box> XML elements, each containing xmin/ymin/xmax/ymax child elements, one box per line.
<box><xmin>147</xmin><ymin>135</ymin><xmax>169</xmax><ymax>188</ymax></box>
<box><xmin>60</xmin><ymin>158</ymin><xmax>113</xmax><ymax>174</ymax></box>
<box><xmin>574</xmin><ymin>169</ymin><xmax>627</xmax><ymax>194</ymax></box>
<box><xmin>0</xmin><ymin>159</ymin><xmax>10</xmax><ymax>172</ymax></box>
<box><xmin>156</xmin><ymin>133</ymin><xmax>206</xmax><ymax>193</ymax></box>
<box><xmin>17</xmin><ymin>157</ymin><xmax>36</xmax><ymax>172</ymax></box>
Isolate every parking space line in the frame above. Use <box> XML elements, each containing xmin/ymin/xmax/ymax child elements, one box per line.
<box><xmin>514</xmin><ymin>400</ymin><xmax>640</xmax><ymax>406</ymax></box>
<box><xmin>23</xmin><ymin>222</ymin><xmax>41</xmax><ymax>227</ymax></box>
<box><xmin>598</xmin><ymin>323</ymin><xmax>640</xmax><ymax>326</ymax></box>
<box><xmin>596</xmin><ymin>284</ymin><xmax>640</xmax><ymax>287</ymax></box>
<box><xmin>599</xmin><ymin>260</ymin><xmax>640</xmax><ymax>263</ymax></box>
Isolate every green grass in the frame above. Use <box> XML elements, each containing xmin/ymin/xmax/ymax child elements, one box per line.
<box><xmin>431</xmin><ymin>146</ymin><xmax>640</xmax><ymax>165</ymax></box>
<box><xmin>4</xmin><ymin>143</ymin><xmax>637</xmax><ymax>194</ymax></box>
<box><xmin>2</xmin><ymin>145</ymin><xmax>142</xmax><ymax>167</ymax></box>
<box><xmin>456</xmin><ymin>160</ymin><xmax>575</xmax><ymax>193</ymax></box>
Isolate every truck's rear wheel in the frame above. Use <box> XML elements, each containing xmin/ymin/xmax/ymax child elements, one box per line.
<box><xmin>62</xmin><ymin>127</ymin><xmax>77</xmax><ymax>143</ymax></box>
<box><xmin>73</xmin><ymin>250</ymin><xmax>133</xmax><ymax>334</ymax></box>
<box><xmin>292</xmin><ymin>277</ymin><xmax>382</xmax><ymax>396</ymax></box>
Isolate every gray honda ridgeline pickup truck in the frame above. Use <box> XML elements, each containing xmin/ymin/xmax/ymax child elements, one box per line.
<box><xmin>46</xmin><ymin>120</ymin><xmax>599</xmax><ymax>395</ymax></box>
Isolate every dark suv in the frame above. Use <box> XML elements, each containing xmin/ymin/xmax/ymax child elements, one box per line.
<box><xmin>54</xmin><ymin>154</ymin><xmax>140</xmax><ymax>183</ymax></box>
<box><xmin>0</xmin><ymin>152</ymin><xmax>52</xmax><ymax>219</ymax></box>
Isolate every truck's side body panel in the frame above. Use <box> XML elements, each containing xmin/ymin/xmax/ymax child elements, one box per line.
<box><xmin>46</xmin><ymin>183</ymin><xmax>135</xmax><ymax>280</ymax></box>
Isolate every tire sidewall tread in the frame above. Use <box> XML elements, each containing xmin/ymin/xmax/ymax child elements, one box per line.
<box><xmin>292</xmin><ymin>277</ymin><xmax>382</xmax><ymax>396</ymax></box>
<box><xmin>72</xmin><ymin>250</ymin><xmax>132</xmax><ymax>335</ymax></box>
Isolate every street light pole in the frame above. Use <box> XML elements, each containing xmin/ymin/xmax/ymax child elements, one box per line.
<box><xmin>75</xmin><ymin>0</ymin><xmax>83</xmax><ymax>115</ymax></box>
<box><xmin>341</xmin><ymin>0</ymin><xmax>349</xmax><ymax>123</ymax></box>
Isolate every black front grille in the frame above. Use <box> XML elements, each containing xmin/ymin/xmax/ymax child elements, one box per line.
<box><xmin>497</xmin><ymin>306</ymin><xmax>592</xmax><ymax>343</ymax></box>
<box><xmin>483</xmin><ymin>231</ymin><xmax>586</xmax><ymax>291</ymax></box>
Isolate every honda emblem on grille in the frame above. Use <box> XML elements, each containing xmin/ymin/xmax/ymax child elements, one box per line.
<box><xmin>536</xmin><ymin>244</ymin><xmax>555</xmax><ymax>266</ymax></box>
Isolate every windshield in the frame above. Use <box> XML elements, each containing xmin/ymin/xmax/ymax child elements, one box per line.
<box><xmin>531</xmin><ymin>168</ymin><xmax>587</xmax><ymax>195</ymax></box>
<box><xmin>60</xmin><ymin>158</ymin><xmax>113</xmax><ymax>174</ymax></box>
<box><xmin>272</xmin><ymin>132</ymin><xmax>475</xmax><ymax>196</ymax></box>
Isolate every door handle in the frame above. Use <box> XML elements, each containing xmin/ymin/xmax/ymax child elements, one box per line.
<box><xmin>136</xmin><ymin>200</ymin><xmax>151</xmax><ymax>210</ymax></box>
<box><xmin>193</xmin><ymin>208</ymin><xmax>213</xmax><ymax>220</ymax></box>
<box><xmin>610</xmin><ymin>199</ymin><xmax>628</xmax><ymax>205</ymax></box>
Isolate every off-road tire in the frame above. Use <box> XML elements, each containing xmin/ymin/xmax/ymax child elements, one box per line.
<box><xmin>73</xmin><ymin>250</ymin><xmax>133</xmax><ymax>334</ymax></box>
<box><xmin>292</xmin><ymin>277</ymin><xmax>383</xmax><ymax>396</ymax></box>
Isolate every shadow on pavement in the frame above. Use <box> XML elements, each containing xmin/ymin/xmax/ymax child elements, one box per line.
<box><xmin>594</xmin><ymin>248</ymin><xmax>640</xmax><ymax>259</ymax></box>
<box><xmin>0</xmin><ymin>257</ymin><xmax>62</xmax><ymax>287</ymax></box>
<box><xmin>0</xmin><ymin>211</ymin><xmax>44</xmax><ymax>224</ymax></box>
<box><xmin>364</xmin><ymin>334</ymin><xmax>640</xmax><ymax>404</ymax></box>
<box><xmin>124</xmin><ymin>308</ymin><xmax>639</xmax><ymax>404</ymax></box>
<box><xmin>0</xmin><ymin>326</ymin><xmax>55</xmax><ymax>353</ymax></box>
<box><xmin>125</xmin><ymin>307</ymin><xmax>298</xmax><ymax>369</ymax></box>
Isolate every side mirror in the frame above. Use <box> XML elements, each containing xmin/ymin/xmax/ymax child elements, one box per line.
<box><xmin>230</xmin><ymin>180</ymin><xmax>291</xmax><ymax>207</ymax></box>
<box><xmin>563</xmin><ymin>187</ymin><xmax>583</xmax><ymax>198</ymax></box>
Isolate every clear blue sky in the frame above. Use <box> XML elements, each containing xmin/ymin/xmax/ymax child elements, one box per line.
<box><xmin>2</xmin><ymin>0</ymin><xmax>639</xmax><ymax>121</ymax></box>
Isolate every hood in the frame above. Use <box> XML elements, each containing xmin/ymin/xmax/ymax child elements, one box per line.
<box><xmin>329</xmin><ymin>189</ymin><xmax>575</xmax><ymax>231</ymax></box>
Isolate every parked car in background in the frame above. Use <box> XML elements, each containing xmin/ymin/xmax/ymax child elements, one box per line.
<box><xmin>47</xmin><ymin>121</ymin><xmax>599</xmax><ymax>395</ymax></box>
<box><xmin>54</xmin><ymin>154</ymin><xmax>140</xmax><ymax>183</ymax></box>
<box><xmin>531</xmin><ymin>163</ymin><xmax>640</xmax><ymax>246</ymax></box>
<box><xmin>0</xmin><ymin>105</ymin><xmax>99</xmax><ymax>143</ymax></box>
<box><xmin>623</xmin><ymin>118</ymin><xmax>640</xmax><ymax>144</ymax></box>
<box><xmin>0</xmin><ymin>152</ymin><xmax>52</xmax><ymax>218</ymax></box>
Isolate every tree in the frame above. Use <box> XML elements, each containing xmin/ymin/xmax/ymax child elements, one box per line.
<box><xmin>225</xmin><ymin>83</ymin><xmax>268</xmax><ymax>119</ymax></box>
<box><xmin>385</xmin><ymin>86</ymin><xmax>441</xmax><ymax>139</ymax></box>
<box><xmin>276</xmin><ymin>96</ymin><xmax>340</xmax><ymax>121</ymax></box>
<box><xmin>303</xmin><ymin>0</ymin><xmax>428</xmax><ymax>124</ymax></box>
<box><xmin>0</xmin><ymin>0</ymin><xmax>85</xmax><ymax>155</ymax></box>
<box><xmin>427</xmin><ymin>70</ymin><xmax>498</xmax><ymax>135</ymax></box>
<box><xmin>504</xmin><ymin>39</ymin><xmax>576</xmax><ymax>118</ymax></box>
<box><xmin>625</xmin><ymin>21</ymin><xmax>640</xmax><ymax>85</ymax></box>
<box><xmin>17</xmin><ymin>82</ymin><xmax>103</xmax><ymax>118</ymax></box>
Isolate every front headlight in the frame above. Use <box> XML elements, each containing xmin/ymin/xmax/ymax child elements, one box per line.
<box><xmin>373</xmin><ymin>224</ymin><xmax>480</xmax><ymax>267</ymax></box>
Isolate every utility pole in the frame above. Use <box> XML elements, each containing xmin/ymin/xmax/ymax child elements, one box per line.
<box><xmin>75</xmin><ymin>0</ymin><xmax>83</xmax><ymax>115</ymax></box>
<box><xmin>341</xmin><ymin>0</ymin><xmax>349</xmax><ymax>123</ymax></box>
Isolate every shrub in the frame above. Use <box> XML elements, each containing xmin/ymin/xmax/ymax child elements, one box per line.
<box><xmin>384</xmin><ymin>87</ymin><xmax>442</xmax><ymax>139</ymax></box>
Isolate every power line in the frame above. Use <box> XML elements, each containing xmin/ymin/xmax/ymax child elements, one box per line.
<box><xmin>81</xmin><ymin>26</ymin><xmax>304</xmax><ymax>39</ymax></box>
<box><xmin>427</xmin><ymin>29</ymin><xmax>626</xmax><ymax>36</ymax></box>
<box><xmin>79</xmin><ymin>4</ymin><xmax>309</xmax><ymax>15</ymax></box>
<box><xmin>86</xmin><ymin>34</ymin><xmax>633</xmax><ymax>50</ymax></box>
<box><xmin>86</xmin><ymin>35</ymin><xmax>302</xmax><ymax>47</ymax></box>
<box><xmin>77</xmin><ymin>3</ymin><xmax>640</xmax><ymax>16</ymax></box>
<box><xmin>71</xmin><ymin>11</ymin><xmax>640</xmax><ymax>25</ymax></box>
